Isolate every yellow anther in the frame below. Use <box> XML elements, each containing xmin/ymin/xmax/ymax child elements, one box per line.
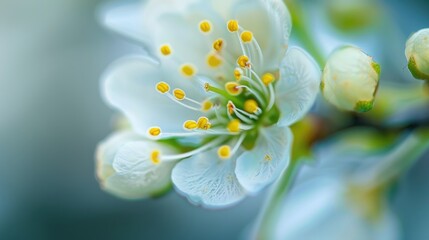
<box><xmin>227</xmin><ymin>102</ymin><xmax>235</xmax><ymax>114</ymax></box>
<box><xmin>204</xmin><ymin>83</ymin><xmax>211</xmax><ymax>92</ymax></box>
<box><xmin>244</xmin><ymin>99</ymin><xmax>259</xmax><ymax>113</ymax></box>
<box><xmin>181</xmin><ymin>64</ymin><xmax>196</xmax><ymax>77</ymax></box>
<box><xmin>202</xmin><ymin>122</ymin><xmax>211</xmax><ymax>130</ymax></box>
<box><xmin>156</xmin><ymin>81</ymin><xmax>170</xmax><ymax>94</ymax></box>
<box><xmin>240</xmin><ymin>31</ymin><xmax>253</xmax><ymax>43</ymax></box>
<box><xmin>218</xmin><ymin>145</ymin><xmax>231</xmax><ymax>159</ymax></box>
<box><xmin>159</xmin><ymin>44</ymin><xmax>172</xmax><ymax>56</ymax></box>
<box><xmin>183</xmin><ymin>120</ymin><xmax>198</xmax><ymax>130</ymax></box>
<box><xmin>227</xmin><ymin>20</ymin><xmax>239</xmax><ymax>32</ymax></box>
<box><xmin>237</xmin><ymin>55</ymin><xmax>250</xmax><ymax>68</ymax></box>
<box><xmin>150</xmin><ymin>150</ymin><xmax>161</xmax><ymax>164</ymax></box>
<box><xmin>213</xmin><ymin>39</ymin><xmax>224</xmax><ymax>51</ymax></box>
<box><xmin>199</xmin><ymin>20</ymin><xmax>212</xmax><ymax>33</ymax></box>
<box><xmin>234</xmin><ymin>68</ymin><xmax>243</xmax><ymax>81</ymax></box>
<box><xmin>262</xmin><ymin>73</ymin><xmax>276</xmax><ymax>86</ymax></box>
<box><xmin>197</xmin><ymin>117</ymin><xmax>209</xmax><ymax>129</ymax></box>
<box><xmin>225</xmin><ymin>82</ymin><xmax>243</xmax><ymax>96</ymax></box>
<box><xmin>227</xmin><ymin>119</ymin><xmax>240</xmax><ymax>133</ymax></box>
<box><xmin>201</xmin><ymin>100</ymin><xmax>213</xmax><ymax>112</ymax></box>
<box><xmin>207</xmin><ymin>53</ymin><xmax>222</xmax><ymax>68</ymax></box>
<box><xmin>148</xmin><ymin>127</ymin><xmax>161</xmax><ymax>137</ymax></box>
<box><xmin>173</xmin><ymin>88</ymin><xmax>186</xmax><ymax>100</ymax></box>
<box><xmin>264</xmin><ymin>154</ymin><xmax>272</xmax><ymax>161</ymax></box>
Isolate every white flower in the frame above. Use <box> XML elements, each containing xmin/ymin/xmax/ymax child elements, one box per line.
<box><xmin>271</xmin><ymin>128</ymin><xmax>402</xmax><ymax>240</ymax></box>
<box><xmin>98</xmin><ymin>0</ymin><xmax>320</xmax><ymax>208</ymax></box>
<box><xmin>405</xmin><ymin>28</ymin><xmax>429</xmax><ymax>81</ymax></box>
<box><xmin>322</xmin><ymin>46</ymin><xmax>380</xmax><ymax>112</ymax></box>
<box><xmin>96</xmin><ymin>131</ymin><xmax>177</xmax><ymax>199</ymax></box>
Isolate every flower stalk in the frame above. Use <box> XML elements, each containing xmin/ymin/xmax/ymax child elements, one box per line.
<box><xmin>255</xmin><ymin>156</ymin><xmax>301</xmax><ymax>239</ymax></box>
<box><xmin>285</xmin><ymin>0</ymin><xmax>326</xmax><ymax>67</ymax></box>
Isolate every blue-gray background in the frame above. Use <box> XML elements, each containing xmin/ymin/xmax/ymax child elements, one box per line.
<box><xmin>0</xmin><ymin>0</ymin><xmax>428</xmax><ymax>239</ymax></box>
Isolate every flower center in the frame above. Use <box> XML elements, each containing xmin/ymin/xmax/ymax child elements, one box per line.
<box><xmin>149</xmin><ymin>19</ymin><xmax>280</xmax><ymax>159</ymax></box>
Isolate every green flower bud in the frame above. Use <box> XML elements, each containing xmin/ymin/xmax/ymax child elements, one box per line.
<box><xmin>405</xmin><ymin>28</ymin><xmax>429</xmax><ymax>81</ymax></box>
<box><xmin>321</xmin><ymin>46</ymin><xmax>380</xmax><ymax>112</ymax></box>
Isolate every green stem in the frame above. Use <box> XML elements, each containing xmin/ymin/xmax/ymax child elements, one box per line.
<box><xmin>253</xmin><ymin>2</ymin><xmax>326</xmax><ymax>238</ymax></box>
<box><xmin>255</xmin><ymin>158</ymin><xmax>301</xmax><ymax>239</ymax></box>
<box><xmin>375</xmin><ymin>127</ymin><xmax>429</xmax><ymax>185</ymax></box>
<box><xmin>205</xmin><ymin>83</ymin><xmax>244</xmax><ymax>108</ymax></box>
<box><xmin>286</xmin><ymin>0</ymin><xmax>326</xmax><ymax>67</ymax></box>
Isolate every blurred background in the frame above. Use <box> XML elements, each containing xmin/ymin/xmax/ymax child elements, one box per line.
<box><xmin>0</xmin><ymin>0</ymin><xmax>428</xmax><ymax>239</ymax></box>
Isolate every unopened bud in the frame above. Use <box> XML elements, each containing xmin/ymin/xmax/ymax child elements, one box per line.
<box><xmin>405</xmin><ymin>28</ymin><xmax>429</xmax><ymax>81</ymax></box>
<box><xmin>321</xmin><ymin>46</ymin><xmax>380</xmax><ymax>113</ymax></box>
<box><xmin>96</xmin><ymin>132</ymin><xmax>175</xmax><ymax>199</ymax></box>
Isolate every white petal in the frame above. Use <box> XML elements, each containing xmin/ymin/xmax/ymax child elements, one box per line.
<box><xmin>98</xmin><ymin>2</ymin><xmax>150</xmax><ymax>46</ymax></box>
<box><xmin>106</xmin><ymin>141</ymin><xmax>176</xmax><ymax>199</ymax></box>
<box><xmin>100</xmin><ymin>0</ymin><xmax>231</xmax><ymax>68</ymax></box>
<box><xmin>101</xmin><ymin>56</ymin><xmax>203</xmax><ymax>135</ymax></box>
<box><xmin>100</xmin><ymin>1</ymin><xmax>213</xmax><ymax>97</ymax></box>
<box><xmin>235</xmin><ymin>126</ymin><xmax>292</xmax><ymax>193</ymax></box>
<box><xmin>96</xmin><ymin>131</ymin><xmax>141</xmax><ymax>182</ymax></box>
<box><xmin>151</xmin><ymin>3</ymin><xmax>238</xmax><ymax>80</ymax></box>
<box><xmin>100</xmin><ymin>0</ymin><xmax>292</xmax><ymax>78</ymax></box>
<box><xmin>96</xmin><ymin>132</ymin><xmax>176</xmax><ymax>199</ymax></box>
<box><xmin>99</xmin><ymin>0</ymin><xmax>196</xmax><ymax>52</ymax></box>
<box><xmin>153</xmin><ymin>12</ymin><xmax>222</xmax><ymax>78</ymax></box>
<box><xmin>276</xmin><ymin>47</ymin><xmax>321</xmax><ymax>126</ymax></box>
<box><xmin>232</xmin><ymin>0</ymin><xmax>292</xmax><ymax>71</ymax></box>
<box><xmin>171</xmin><ymin>148</ymin><xmax>246</xmax><ymax>208</ymax></box>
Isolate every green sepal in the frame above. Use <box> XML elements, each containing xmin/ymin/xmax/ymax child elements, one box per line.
<box><xmin>354</xmin><ymin>100</ymin><xmax>374</xmax><ymax>113</ymax></box>
<box><xmin>157</xmin><ymin>137</ymin><xmax>198</xmax><ymax>152</ymax></box>
<box><xmin>320</xmin><ymin>80</ymin><xmax>325</xmax><ymax>92</ymax></box>
<box><xmin>149</xmin><ymin>181</ymin><xmax>173</xmax><ymax>199</ymax></box>
<box><xmin>371</xmin><ymin>61</ymin><xmax>381</xmax><ymax>77</ymax></box>
<box><xmin>408</xmin><ymin>56</ymin><xmax>429</xmax><ymax>81</ymax></box>
<box><xmin>242</xmin><ymin>128</ymin><xmax>259</xmax><ymax>151</ymax></box>
<box><xmin>261</xmin><ymin>105</ymin><xmax>280</xmax><ymax>127</ymax></box>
